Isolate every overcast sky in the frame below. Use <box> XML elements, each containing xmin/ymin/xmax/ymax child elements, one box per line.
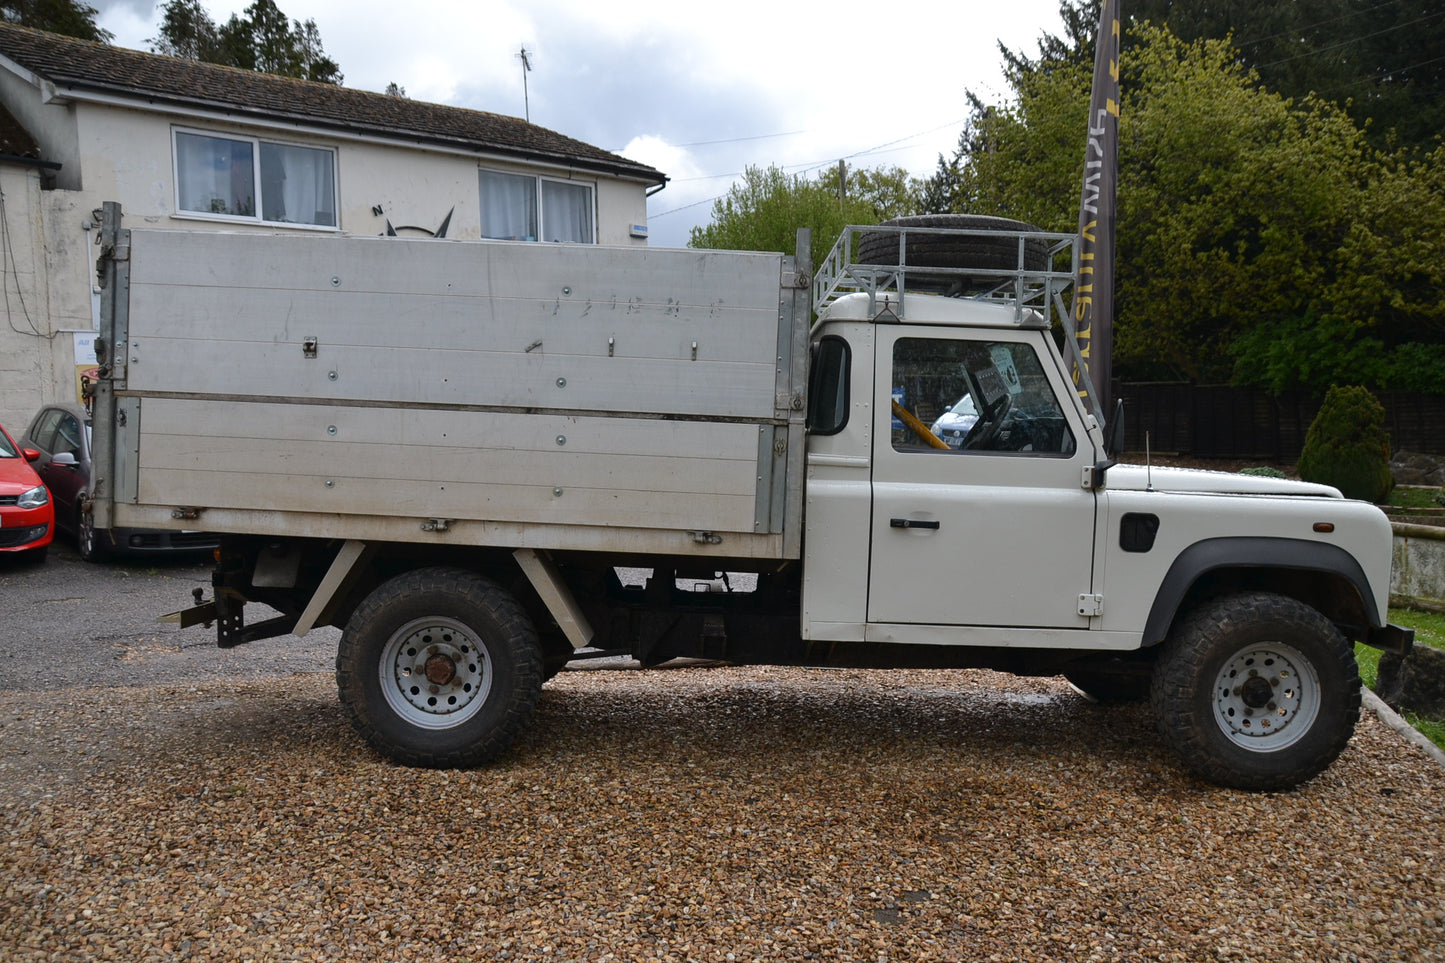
<box><xmin>93</xmin><ymin>0</ymin><xmax>1069</xmax><ymax>247</ymax></box>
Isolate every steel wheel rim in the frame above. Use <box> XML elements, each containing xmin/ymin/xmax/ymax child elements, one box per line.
<box><xmin>1213</xmin><ymin>642</ymin><xmax>1320</xmax><ymax>751</ymax></box>
<box><xmin>379</xmin><ymin>617</ymin><xmax>492</xmax><ymax>729</ymax></box>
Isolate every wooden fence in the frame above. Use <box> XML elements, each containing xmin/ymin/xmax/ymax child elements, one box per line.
<box><xmin>1115</xmin><ymin>383</ymin><xmax>1445</xmax><ymax>461</ymax></box>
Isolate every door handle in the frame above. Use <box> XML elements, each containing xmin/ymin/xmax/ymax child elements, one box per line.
<box><xmin>890</xmin><ymin>518</ymin><xmax>940</xmax><ymax>530</ymax></box>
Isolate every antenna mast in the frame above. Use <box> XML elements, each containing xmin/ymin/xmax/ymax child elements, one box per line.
<box><xmin>517</xmin><ymin>46</ymin><xmax>533</xmax><ymax>122</ymax></box>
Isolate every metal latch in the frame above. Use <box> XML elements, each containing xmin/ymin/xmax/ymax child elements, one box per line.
<box><xmin>421</xmin><ymin>518</ymin><xmax>454</xmax><ymax>532</ymax></box>
<box><xmin>1078</xmin><ymin>594</ymin><xmax>1104</xmax><ymax>617</ymax></box>
<box><xmin>689</xmin><ymin>531</ymin><xmax>723</xmax><ymax>545</ymax></box>
<box><xmin>303</xmin><ymin>337</ymin><xmax>318</xmax><ymax>359</ymax></box>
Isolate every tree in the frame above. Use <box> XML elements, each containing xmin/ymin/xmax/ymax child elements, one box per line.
<box><xmin>922</xmin><ymin>15</ymin><xmax>1445</xmax><ymax>392</ymax></box>
<box><xmin>150</xmin><ymin>0</ymin><xmax>342</xmax><ymax>85</ymax></box>
<box><xmin>149</xmin><ymin>0</ymin><xmax>217</xmax><ymax>60</ymax></box>
<box><xmin>0</xmin><ymin>0</ymin><xmax>111</xmax><ymax>42</ymax></box>
<box><xmin>689</xmin><ymin>164</ymin><xmax>921</xmax><ymax>270</ymax></box>
<box><xmin>1297</xmin><ymin>385</ymin><xmax>1394</xmax><ymax>502</ymax></box>
<box><xmin>1127</xmin><ymin>0</ymin><xmax>1445</xmax><ymax>152</ymax></box>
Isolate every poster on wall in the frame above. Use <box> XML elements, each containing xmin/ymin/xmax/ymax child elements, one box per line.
<box><xmin>72</xmin><ymin>331</ymin><xmax>99</xmax><ymax>404</ymax></box>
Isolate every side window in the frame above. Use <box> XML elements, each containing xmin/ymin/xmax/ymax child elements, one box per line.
<box><xmin>807</xmin><ymin>336</ymin><xmax>850</xmax><ymax>435</ymax></box>
<box><xmin>54</xmin><ymin>415</ymin><xmax>83</xmax><ymax>458</ymax></box>
<box><xmin>891</xmin><ymin>338</ymin><xmax>1075</xmax><ymax>456</ymax></box>
<box><xmin>27</xmin><ymin>409</ymin><xmax>62</xmax><ymax>453</ymax></box>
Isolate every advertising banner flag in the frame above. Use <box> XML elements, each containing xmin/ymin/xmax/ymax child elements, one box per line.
<box><xmin>1072</xmin><ymin>0</ymin><xmax>1121</xmax><ymax>417</ymax></box>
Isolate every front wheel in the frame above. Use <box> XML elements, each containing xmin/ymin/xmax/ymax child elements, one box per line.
<box><xmin>336</xmin><ymin>568</ymin><xmax>543</xmax><ymax>767</ymax></box>
<box><xmin>1151</xmin><ymin>592</ymin><xmax>1361</xmax><ymax>791</ymax></box>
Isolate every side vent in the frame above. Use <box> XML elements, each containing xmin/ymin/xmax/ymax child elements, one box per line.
<box><xmin>1120</xmin><ymin>513</ymin><xmax>1160</xmax><ymax>553</ymax></box>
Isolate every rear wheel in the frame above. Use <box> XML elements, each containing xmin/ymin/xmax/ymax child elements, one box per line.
<box><xmin>1150</xmin><ymin>592</ymin><xmax>1360</xmax><ymax>791</ymax></box>
<box><xmin>76</xmin><ymin>506</ymin><xmax>110</xmax><ymax>562</ymax></box>
<box><xmin>336</xmin><ymin>568</ymin><xmax>543</xmax><ymax>767</ymax></box>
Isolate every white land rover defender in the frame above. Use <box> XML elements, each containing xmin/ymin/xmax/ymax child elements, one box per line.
<box><xmin>90</xmin><ymin>205</ymin><xmax>1412</xmax><ymax>790</ymax></box>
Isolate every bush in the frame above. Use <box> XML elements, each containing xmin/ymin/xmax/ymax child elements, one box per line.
<box><xmin>1238</xmin><ymin>466</ymin><xmax>1287</xmax><ymax>479</ymax></box>
<box><xmin>1297</xmin><ymin>386</ymin><xmax>1394</xmax><ymax>502</ymax></box>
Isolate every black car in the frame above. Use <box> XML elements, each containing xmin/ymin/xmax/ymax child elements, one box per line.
<box><xmin>22</xmin><ymin>402</ymin><xmax>217</xmax><ymax>561</ymax></box>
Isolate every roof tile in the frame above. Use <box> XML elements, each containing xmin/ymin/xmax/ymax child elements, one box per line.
<box><xmin>0</xmin><ymin>23</ymin><xmax>664</xmax><ymax>184</ymax></box>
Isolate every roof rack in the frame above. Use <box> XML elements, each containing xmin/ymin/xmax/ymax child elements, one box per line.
<box><xmin>812</xmin><ymin>223</ymin><xmax>1078</xmax><ymax>327</ymax></box>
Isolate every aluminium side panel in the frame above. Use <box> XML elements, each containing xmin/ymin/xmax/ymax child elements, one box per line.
<box><xmin>111</xmin><ymin>228</ymin><xmax>806</xmax><ymax>558</ymax></box>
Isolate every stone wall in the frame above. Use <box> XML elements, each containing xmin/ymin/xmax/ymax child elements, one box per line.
<box><xmin>1392</xmin><ymin>522</ymin><xmax>1445</xmax><ymax>609</ymax></box>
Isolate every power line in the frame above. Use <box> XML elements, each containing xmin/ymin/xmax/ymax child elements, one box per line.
<box><xmin>1254</xmin><ymin>9</ymin><xmax>1445</xmax><ymax>71</ymax></box>
<box><xmin>650</xmin><ymin>115</ymin><xmax>968</xmax><ymax>217</ymax></box>
<box><xmin>1229</xmin><ymin>0</ymin><xmax>1412</xmax><ymax>50</ymax></box>
<box><xmin>1310</xmin><ymin>53</ymin><xmax>1445</xmax><ymax>97</ymax></box>
<box><xmin>611</xmin><ymin>129</ymin><xmax>808</xmax><ymax>154</ymax></box>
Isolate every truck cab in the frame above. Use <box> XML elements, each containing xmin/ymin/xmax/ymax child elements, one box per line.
<box><xmin>803</xmin><ymin>292</ymin><xmax>1106</xmax><ymax>644</ymax></box>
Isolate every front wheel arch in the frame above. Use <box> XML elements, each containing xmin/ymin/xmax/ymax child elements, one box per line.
<box><xmin>1141</xmin><ymin>537</ymin><xmax>1379</xmax><ymax>646</ymax></box>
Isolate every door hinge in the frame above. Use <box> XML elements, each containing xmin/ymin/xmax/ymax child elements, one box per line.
<box><xmin>1078</xmin><ymin>594</ymin><xmax>1104</xmax><ymax>617</ymax></box>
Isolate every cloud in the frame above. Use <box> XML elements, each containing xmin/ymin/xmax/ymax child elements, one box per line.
<box><xmin>93</xmin><ymin>0</ymin><xmax>153</xmax><ymax>18</ymax></box>
<box><xmin>92</xmin><ymin>0</ymin><xmax>1069</xmax><ymax>248</ymax></box>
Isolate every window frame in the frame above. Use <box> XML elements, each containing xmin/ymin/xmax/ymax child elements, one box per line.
<box><xmin>806</xmin><ymin>335</ymin><xmax>851</xmax><ymax>436</ymax></box>
<box><xmin>172</xmin><ymin>127</ymin><xmax>339</xmax><ymax>231</ymax></box>
<box><xmin>26</xmin><ymin>408</ymin><xmax>63</xmax><ymax>454</ymax></box>
<box><xmin>889</xmin><ymin>335</ymin><xmax>1078</xmax><ymax>458</ymax></box>
<box><xmin>479</xmin><ymin>167</ymin><xmax>597</xmax><ymax>244</ymax></box>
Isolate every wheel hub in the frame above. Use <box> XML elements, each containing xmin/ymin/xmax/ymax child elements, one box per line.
<box><xmin>1213</xmin><ymin>642</ymin><xmax>1320</xmax><ymax>751</ymax></box>
<box><xmin>1240</xmin><ymin>675</ymin><xmax>1274</xmax><ymax>709</ymax></box>
<box><xmin>424</xmin><ymin>653</ymin><xmax>457</xmax><ymax>686</ymax></box>
<box><xmin>379</xmin><ymin>617</ymin><xmax>492</xmax><ymax>728</ymax></box>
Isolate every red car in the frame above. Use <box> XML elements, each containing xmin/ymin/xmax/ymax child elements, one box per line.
<box><xmin>0</xmin><ymin>421</ymin><xmax>53</xmax><ymax>562</ymax></box>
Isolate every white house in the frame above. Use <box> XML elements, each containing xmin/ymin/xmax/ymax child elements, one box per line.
<box><xmin>0</xmin><ymin>23</ymin><xmax>667</xmax><ymax>429</ymax></box>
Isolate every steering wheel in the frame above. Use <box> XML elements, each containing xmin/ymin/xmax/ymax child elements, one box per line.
<box><xmin>961</xmin><ymin>391</ymin><xmax>1013</xmax><ymax>451</ymax></box>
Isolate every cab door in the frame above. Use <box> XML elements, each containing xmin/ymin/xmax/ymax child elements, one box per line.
<box><xmin>866</xmin><ymin>328</ymin><xmax>1098</xmax><ymax>630</ymax></box>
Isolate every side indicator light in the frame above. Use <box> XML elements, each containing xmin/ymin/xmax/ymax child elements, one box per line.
<box><xmin>1313</xmin><ymin>522</ymin><xmax>1335</xmax><ymax>533</ymax></box>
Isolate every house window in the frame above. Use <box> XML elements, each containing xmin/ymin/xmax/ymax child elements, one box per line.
<box><xmin>479</xmin><ymin>169</ymin><xmax>594</xmax><ymax>243</ymax></box>
<box><xmin>174</xmin><ymin>130</ymin><xmax>337</xmax><ymax>228</ymax></box>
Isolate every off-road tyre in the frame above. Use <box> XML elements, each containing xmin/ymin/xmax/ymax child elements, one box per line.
<box><xmin>336</xmin><ymin>567</ymin><xmax>543</xmax><ymax>768</ymax></box>
<box><xmin>1150</xmin><ymin>591</ymin><xmax>1361</xmax><ymax>791</ymax></box>
<box><xmin>856</xmin><ymin>214</ymin><xmax>1050</xmax><ymax>272</ymax></box>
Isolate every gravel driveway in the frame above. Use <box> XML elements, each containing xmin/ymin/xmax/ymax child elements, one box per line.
<box><xmin>1</xmin><ymin>548</ymin><xmax>1442</xmax><ymax>961</ymax></box>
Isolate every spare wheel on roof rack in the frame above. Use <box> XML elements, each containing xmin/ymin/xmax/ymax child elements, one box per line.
<box><xmin>856</xmin><ymin>213</ymin><xmax>1051</xmax><ymax>272</ymax></box>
